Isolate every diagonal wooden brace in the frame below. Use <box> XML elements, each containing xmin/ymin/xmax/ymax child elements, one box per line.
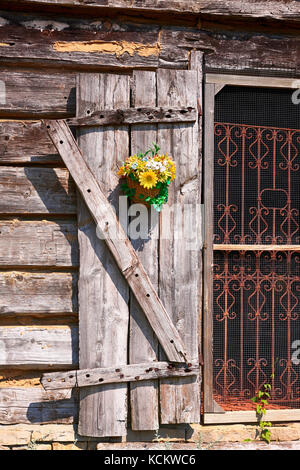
<box><xmin>44</xmin><ymin>119</ymin><xmax>189</xmax><ymax>364</ymax></box>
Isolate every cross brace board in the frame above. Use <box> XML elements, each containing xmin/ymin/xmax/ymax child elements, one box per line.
<box><xmin>41</xmin><ymin>361</ymin><xmax>199</xmax><ymax>390</ymax></box>
<box><xmin>44</xmin><ymin>119</ymin><xmax>189</xmax><ymax>364</ymax></box>
<box><xmin>66</xmin><ymin>106</ymin><xmax>197</xmax><ymax>127</ymax></box>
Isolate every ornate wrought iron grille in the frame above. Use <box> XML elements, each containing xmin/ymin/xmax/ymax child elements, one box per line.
<box><xmin>213</xmin><ymin>87</ymin><xmax>300</xmax><ymax>411</ymax></box>
<box><xmin>214</xmin><ymin>123</ymin><xmax>299</xmax><ymax>245</ymax></box>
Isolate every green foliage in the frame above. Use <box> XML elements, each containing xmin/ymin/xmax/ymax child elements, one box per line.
<box><xmin>137</xmin><ymin>142</ymin><xmax>160</xmax><ymax>160</ymax></box>
<box><xmin>251</xmin><ymin>383</ymin><xmax>273</xmax><ymax>444</ymax></box>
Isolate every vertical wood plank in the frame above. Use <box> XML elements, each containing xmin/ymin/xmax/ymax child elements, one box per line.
<box><xmin>76</xmin><ymin>73</ymin><xmax>130</xmax><ymax>437</ymax></box>
<box><xmin>203</xmin><ymin>82</ymin><xmax>215</xmax><ymax>413</ymax></box>
<box><xmin>157</xmin><ymin>69</ymin><xmax>201</xmax><ymax>424</ymax></box>
<box><xmin>190</xmin><ymin>49</ymin><xmax>204</xmax><ymax>392</ymax></box>
<box><xmin>129</xmin><ymin>71</ymin><xmax>159</xmax><ymax>431</ymax></box>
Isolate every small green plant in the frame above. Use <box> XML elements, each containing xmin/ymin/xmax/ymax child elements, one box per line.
<box><xmin>251</xmin><ymin>383</ymin><xmax>272</xmax><ymax>444</ymax></box>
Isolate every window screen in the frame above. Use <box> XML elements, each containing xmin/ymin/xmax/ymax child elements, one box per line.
<box><xmin>213</xmin><ymin>86</ymin><xmax>300</xmax><ymax>410</ymax></box>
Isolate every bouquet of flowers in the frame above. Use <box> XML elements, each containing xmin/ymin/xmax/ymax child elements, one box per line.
<box><xmin>117</xmin><ymin>143</ymin><xmax>176</xmax><ymax>212</ymax></box>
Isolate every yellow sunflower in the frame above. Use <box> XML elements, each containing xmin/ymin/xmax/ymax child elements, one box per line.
<box><xmin>139</xmin><ymin>170</ymin><xmax>158</xmax><ymax>189</ymax></box>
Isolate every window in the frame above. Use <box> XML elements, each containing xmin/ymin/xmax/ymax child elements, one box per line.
<box><xmin>203</xmin><ymin>76</ymin><xmax>300</xmax><ymax>423</ymax></box>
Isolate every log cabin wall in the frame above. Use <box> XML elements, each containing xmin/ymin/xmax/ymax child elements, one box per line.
<box><xmin>0</xmin><ymin>0</ymin><xmax>299</xmax><ymax>450</ymax></box>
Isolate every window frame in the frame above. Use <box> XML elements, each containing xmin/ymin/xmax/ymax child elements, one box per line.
<box><xmin>203</xmin><ymin>73</ymin><xmax>300</xmax><ymax>424</ymax></box>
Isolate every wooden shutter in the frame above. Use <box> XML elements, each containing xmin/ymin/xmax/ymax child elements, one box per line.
<box><xmin>42</xmin><ymin>68</ymin><xmax>202</xmax><ymax>437</ymax></box>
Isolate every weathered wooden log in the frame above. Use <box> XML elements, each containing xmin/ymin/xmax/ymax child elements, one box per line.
<box><xmin>41</xmin><ymin>362</ymin><xmax>199</xmax><ymax>391</ymax></box>
<box><xmin>4</xmin><ymin>0</ymin><xmax>300</xmax><ymax>23</ymax></box>
<box><xmin>161</xmin><ymin>30</ymin><xmax>300</xmax><ymax>77</ymax></box>
<box><xmin>44</xmin><ymin>119</ymin><xmax>189</xmax><ymax>364</ymax></box>
<box><xmin>0</xmin><ymin>18</ymin><xmax>298</xmax><ymax>79</ymax></box>
<box><xmin>0</xmin><ymin>121</ymin><xmax>61</xmax><ymax>165</ymax></box>
<box><xmin>0</xmin><ymin>326</ymin><xmax>78</xmax><ymax>368</ymax></box>
<box><xmin>66</xmin><ymin>106</ymin><xmax>197</xmax><ymax>127</ymax></box>
<box><xmin>0</xmin><ymin>387</ymin><xmax>78</xmax><ymax>424</ymax></box>
<box><xmin>0</xmin><ymin>272</ymin><xmax>77</xmax><ymax>315</ymax></box>
<box><xmin>0</xmin><ymin>23</ymin><xmax>161</xmax><ymax>70</ymax></box>
<box><xmin>0</xmin><ymin>219</ymin><xmax>78</xmax><ymax>267</ymax></box>
<box><xmin>0</xmin><ymin>167</ymin><xmax>76</xmax><ymax>214</ymax></box>
<box><xmin>0</xmin><ymin>70</ymin><xmax>75</xmax><ymax>118</ymax></box>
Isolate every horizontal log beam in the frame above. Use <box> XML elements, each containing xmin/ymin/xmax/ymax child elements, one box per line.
<box><xmin>41</xmin><ymin>361</ymin><xmax>199</xmax><ymax>390</ymax></box>
<box><xmin>66</xmin><ymin>106</ymin><xmax>197</xmax><ymax>127</ymax></box>
<box><xmin>0</xmin><ymin>13</ymin><xmax>298</xmax><ymax>78</ymax></box>
<box><xmin>0</xmin><ymin>219</ymin><xmax>78</xmax><ymax>267</ymax></box>
<box><xmin>0</xmin><ymin>326</ymin><xmax>78</xmax><ymax>368</ymax></box>
<box><xmin>0</xmin><ymin>387</ymin><xmax>77</xmax><ymax>424</ymax></box>
<box><xmin>3</xmin><ymin>0</ymin><xmax>300</xmax><ymax>23</ymax></box>
<box><xmin>44</xmin><ymin>119</ymin><xmax>189</xmax><ymax>363</ymax></box>
<box><xmin>0</xmin><ymin>167</ymin><xmax>76</xmax><ymax>214</ymax></box>
<box><xmin>0</xmin><ymin>70</ymin><xmax>75</xmax><ymax>118</ymax></box>
<box><xmin>0</xmin><ymin>121</ymin><xmax>61</xmax><ymax>165</ymax></box>
<box><xmin>0</xmin><ymin>271</ymin><xmax>77</xmax><ymax>315</ymax></box>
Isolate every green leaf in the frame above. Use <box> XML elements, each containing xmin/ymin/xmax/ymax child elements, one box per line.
<box><xmin>261</xmin><ymin>429</ymin><xmax>271</xmax><ymax>444</ymax></box>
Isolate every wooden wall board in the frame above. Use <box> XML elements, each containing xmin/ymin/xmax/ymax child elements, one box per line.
<box><xmin>0</xmin><ymin>121</ymin><xmax>61</xmax><ymax>165</ymax></box>
<box><xmin>129</xmin><ymin>70</ymin><xmax>159</xmax><ymax>431</ymax></box>
<box><xmin>0</xmin><ymin>219</ymin><xmax>78</xmax><ymax>267</ymax></box>
<box><xmin>157</xmin><ymin>69</ymin><xmax>201</xmax><ymax>424</ymax></box>
<box><xmin>0</xmin><ymin>167</ymin><xmax>76</xmax><ymax>214</ymax></box>
<box><xmin>3</xmin><ymin>0</ymin><xmax>300</xmax><ymax>24</ymax></box>
<box><xmin>76</xmin><ymin>73</ymin><xmax>130</xmax><ymax>437</ymax></box>
<box><xmin>0</xmin><ymin>387</ymin><xmax>78</xmax><ymax>424</ymax></box>
<box><xmin>0</xmin><ymin>326</ymin><xmax>78</xmax><ymax>368</ymax></box>
<box><xmin>0</xmin><ymin>272</ymin><xmax>77</xmax><ymax>315</ymax></box>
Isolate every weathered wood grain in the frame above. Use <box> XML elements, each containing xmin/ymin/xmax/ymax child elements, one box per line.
<box><xmin>190</xmin><ymin>49</ymin><xmax>204</xmax><ymax>385</ymax></box>
<box><xmin>0</xmin><ymin>219</ymin><xmax>78</xmax><ymax>267</ymax></box>
<box><xmin>44</xmin><ymin>119</ymin><xmax>189</xmax><ymax>363</ymax></box>
<box><xmin>0</xmin><ymin>326</ymin><xmax>78</xmax><ymax>368</ymax></box>
<box><xmin>157</xmin><ymin>69</ymin><xmax>201</xmax><ymax>424</ymax></box>
<box><xmin>66</xmin><ymin>106</ymin><xmax>197</xmax><ymax>127</ymax></box>
<box><xmin>0</xmin><ymin>167</ymin><xmax>76</xmax><ymax>214</ymax></box>
<box><xmin>129</xmin><ymin>71</ymin><xmax>159</xmax><ymax>431</ymax></box>
<box><xmin>0</xmin><ymin>121</ymin><xmax>61</xmax><ymax>165</ymax></box>
<box><xmin>0</xmin><ymin>22</ymin><xmax>161</xmax><ymax>70</ymax></box>
<box><xmin>0</xmin><ymin>19</ymin><xmax>298</xmax><ymax>79</ymax></box>
<box><xmin>42</xmin><ymin>362</ymin><xmax>199</xmax><ymax>390</ymax></box>
<box><xmin>4</xmin><ymin>0</ymin><xmax>300</xmax><ymax>23</ymax></box>
<box><xmin>203</xmin><ymin>83</ymin><xmax>215</xmax><ymax>414</ymax></box>
<box><xmin>162</xmin><ymin>30</ymin><xmax>300</xmax><ymax>76</ymax></box>
<box><xmin>0</xmin><ymin>70</ymin><xmax>75</xmax><ymax>118</ymax></box>
<box><xmin>0</xmin><ymin>272</ymin><xmax>77</xmax><ymax>315</ymax></box>
<box><xmin>76</xmin><ymin>73</ymin><xmax>130</xmax><ymax>438</ymax></box>
<box><xmin>0</xmin><ymin>387</ymin><xmax>78</xmax><ymax>424</ymax></box>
